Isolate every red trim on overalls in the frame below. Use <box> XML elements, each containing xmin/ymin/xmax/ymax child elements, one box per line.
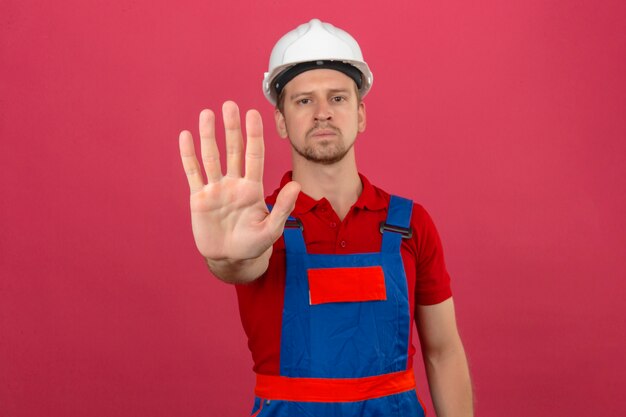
<box><xmin>254</xmin><ymin>369</ymin><xmax>416</xmax><ymax>403</ymax></box>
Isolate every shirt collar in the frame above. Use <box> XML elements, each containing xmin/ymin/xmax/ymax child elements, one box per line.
<box><xmin>278</xmin><ymin>171</ymin><xmax>386</xmax><ymax>215</ymax></box>
<box><xmin>354</xmin><ymin>173</ymin><xmax>387</xmax><ymax>211</ymax></box>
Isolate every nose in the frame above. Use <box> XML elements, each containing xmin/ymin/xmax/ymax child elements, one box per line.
<box><xmin>314</xmin><ymin>101</ymin><xmax>332</xmax><ymax>122</ymax></box>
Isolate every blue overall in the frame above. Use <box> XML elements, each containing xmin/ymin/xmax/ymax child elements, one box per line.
<box><xmin>252</xmin><ymin>196</ymin><xmax>425</xmax><ymax>417</ymax></box>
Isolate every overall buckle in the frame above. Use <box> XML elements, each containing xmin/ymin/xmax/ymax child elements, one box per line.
<box><xmin>379</xmin><ymin>222</ymin><xmax>413</xmax><ymax>239</ymax></box>
<box><xmin>284</xmin><ymin>218</ymin><xmax>303</xmax><ymax>231</ymax></box>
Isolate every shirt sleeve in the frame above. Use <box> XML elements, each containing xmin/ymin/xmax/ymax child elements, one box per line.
<box><xmin>411</xmin><ymin>204</ymin><xmax>452</xmax><ymax>305</ymax></box>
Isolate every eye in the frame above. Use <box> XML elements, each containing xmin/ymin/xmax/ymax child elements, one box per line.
<box><xmin>297</xmin><ymin>98</ymin><xmax>312</xmax><ymax>105</ymax></box>
<box><xmin>331</xmin><ymin>96</ymin><xmax>346</xmax><ymax>103</ymax></box>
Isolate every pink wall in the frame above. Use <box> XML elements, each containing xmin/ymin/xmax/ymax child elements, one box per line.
<box><xmin>1</xmin><ymin>1</ymin><xmax>625</xmax><ymax>416</ymax></box>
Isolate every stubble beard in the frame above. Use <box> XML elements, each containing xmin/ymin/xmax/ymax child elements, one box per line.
<box><xmin>286</xmin><ymin>123</ymin><xmax>354</xmax><ymax>166</ymax></box>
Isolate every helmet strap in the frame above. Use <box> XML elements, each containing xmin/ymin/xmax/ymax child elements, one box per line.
<box><xmin>273</xmin><ymin>61</ymin><xmax>363</xmax><ymax>97</ymax></box>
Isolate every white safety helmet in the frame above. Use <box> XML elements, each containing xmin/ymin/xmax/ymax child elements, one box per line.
<box><xmin>263</xmin><ymin>18</ymin><xmax>374</xmax><ymax>105</ymax></box>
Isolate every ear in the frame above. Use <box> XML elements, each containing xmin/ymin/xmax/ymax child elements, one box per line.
<box><xmin>357</xmin><ymin>101</ymin><xmax>366</xmax><ymax>133</ymax></box>
<box><xmin>274</xmin><ymin>108</ymin><xmax>288</xmax><ymax>138</ymax></box>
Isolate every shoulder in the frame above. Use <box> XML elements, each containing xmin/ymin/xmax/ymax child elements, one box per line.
<box><xmin>369</xmin><ymin>182</ymin><xmax>433</xmax><ymax>226</ymax></box>
<box><xmin>410</xmin><ymin>203</ymin><xmax>436</xmax><ymax>228</ymax></box>
<box><xmin>370</xmin><ymin>183</ymin><xmax>443</xmax><ymax>251</ymax></box>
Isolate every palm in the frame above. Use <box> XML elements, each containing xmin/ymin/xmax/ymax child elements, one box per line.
<box><xmin>179</xmin><ymin>101</ymin><xmax>299</xmax><ymax>262</ymax></box>
<box><xmin>190</xmin><ymin>177</ymin><xmax>269</xmax><ymax>260</ymax></box>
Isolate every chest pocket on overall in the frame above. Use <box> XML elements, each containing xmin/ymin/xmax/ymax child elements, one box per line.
<box><xmin>307</xmin><ymin>266</ymin><xmax>387</xmax><ymax>305</ymax></box>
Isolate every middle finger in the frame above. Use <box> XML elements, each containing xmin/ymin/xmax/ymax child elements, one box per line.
<box><xmin>223</xmin><ymin>101</ymin><xmax>243</xmax><ymax>178</ymax></box>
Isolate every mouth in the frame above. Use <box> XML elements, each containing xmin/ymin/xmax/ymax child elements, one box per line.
<box><xmin>309</xmin><ymin>128</ymin><xmax>339</xmax><ymax>138</ymax></box>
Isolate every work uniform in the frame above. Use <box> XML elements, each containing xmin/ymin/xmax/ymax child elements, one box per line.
<box><xmin>236</xmin><ymin>173</ymin><xmax>452</xmax><ymax>416</ymax></box>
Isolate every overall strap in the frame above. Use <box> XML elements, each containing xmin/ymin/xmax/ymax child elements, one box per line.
<box><xmin>267</xmin><ymin>204</ymin><xmax>306</xmax><ymax>254</ymax></box>
<box><xmin>381</xmin><ymin>195</ymin><xmax>413</xmax><ymax>253</ymax></box>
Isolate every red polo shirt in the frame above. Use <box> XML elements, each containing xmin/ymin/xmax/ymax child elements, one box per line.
<box><xmin>235</xmin><ymin>172</ymin><xmax>452</xmax><ymax>375</ymax></box>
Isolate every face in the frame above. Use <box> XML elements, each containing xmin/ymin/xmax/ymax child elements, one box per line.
<box><xmin>274</xmin><ymin>69</ymin><xmax>366</xmax><ymax>165</ymax></box>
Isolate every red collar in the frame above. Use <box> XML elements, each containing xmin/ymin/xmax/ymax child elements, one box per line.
<box><xmin>277</xmin><ymin>171</ymin><xmax>387</xmax><ymax>216</ymax></box>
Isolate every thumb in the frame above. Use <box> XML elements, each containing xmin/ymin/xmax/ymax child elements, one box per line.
<box><xmin>266</xmin><ymin>180</ymin><xmax>301</xmax><ymax>234</ymax></box>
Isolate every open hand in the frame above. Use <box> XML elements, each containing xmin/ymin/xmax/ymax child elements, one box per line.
<box><xmin>179</xmin><ymin>101</ymin><xmax>300</xmax><ymax>279</ymax></box>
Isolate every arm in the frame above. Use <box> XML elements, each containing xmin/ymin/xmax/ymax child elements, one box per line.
<box><xmin>178</xmin><ymin>101</ymin><xmax>300</xmax><ymax>283</ymax></box>
<box><xmin>416</xmin><ymin>298</ymin><xmax>473</xmax><ymax>417</ymax></box>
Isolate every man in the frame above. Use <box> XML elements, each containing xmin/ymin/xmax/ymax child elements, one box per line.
<box><xmin>179</xmin><ymin>18</ymin><xmax>473</xmax><ymax>417</ymax></box>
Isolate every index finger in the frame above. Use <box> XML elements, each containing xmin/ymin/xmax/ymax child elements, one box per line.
<box><xmin>244</xmin><ymin>109</ymin><xmax>264</xmax><ymax>182</ymax></box>
<box><xmin>179</xmin><ymin>130</ymin><xmax>204</xmax><ymax>193</ymax></box>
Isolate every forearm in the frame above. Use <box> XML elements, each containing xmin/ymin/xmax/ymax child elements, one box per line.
<box><xmin>424</xmin><ymin>344</ymin><xmax>473</xmax><ymax>417</ymax></box>
<box><xmin>205</xmin><ymin>247</ymin><xmax>272</xmax><ymax>284</ymax></box>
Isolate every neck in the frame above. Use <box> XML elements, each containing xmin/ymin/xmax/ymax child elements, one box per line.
<box><xmin>292</xmin><ymin>148</ymin><xmax>362</xmax><ymax>220</ymax></box>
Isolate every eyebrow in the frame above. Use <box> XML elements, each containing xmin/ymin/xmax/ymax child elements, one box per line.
<box><xmin>289</xmin><ymin>88</ymin><xmax>353</xmax><ymax>100</ymax></box>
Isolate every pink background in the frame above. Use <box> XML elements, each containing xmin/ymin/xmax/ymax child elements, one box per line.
<box><xmin>1</xmin><ymin>1</ymin><xmax>625</xmax><ymax>416</ymax></box>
